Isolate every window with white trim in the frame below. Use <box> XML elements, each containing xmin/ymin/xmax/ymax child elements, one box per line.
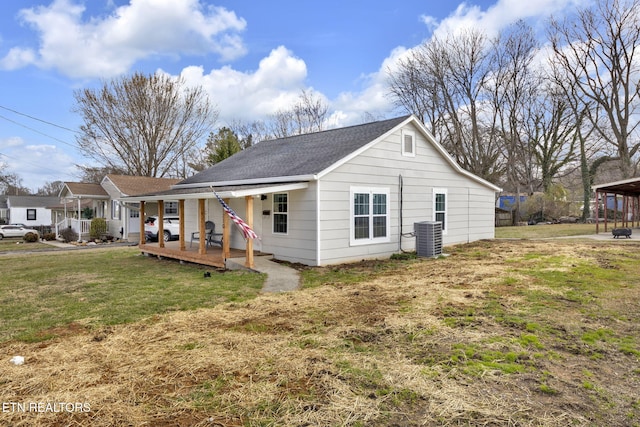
<box><xmin>111</xmin><ymin>200</ymin><xmax>120</xmax><ymax>220</ymax></box>
<box><xmin>350</xmin><ymin>187</ymin><xmax>390</xmax><ymax>245</ymax></box>
<box><xmin>401</xmin><ymin>129</ymin><xmax>415</xmax><ymax>157</ymax></box>
<box><xmin>433</xmin><ymin>188</ymin><xmax>447</xmax><ymax>232</ymax></box>
<box><xmin>273</xmin><ymin>193</ymin><xmax>288</xmax><ymax>234</ymax></box>
<box><xmin>164</xmin><ymin>202</ymin><xmax>178</xmax><ymax>215</ymax></box>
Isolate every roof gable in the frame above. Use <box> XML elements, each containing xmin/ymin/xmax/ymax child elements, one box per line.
<box><xmin>178</xmin><ymin>115</ymin><xmax>411</xmax><ymax>186</ymax></box>
<box><xmin>60</xmin><ymin>182</ymin><xmax>109</xmax><ymax>198</ymax></box>
<box><xmin>103</xmin><ymin>175</ymin><xmax>181</xmax><ymax>196</ymax></box>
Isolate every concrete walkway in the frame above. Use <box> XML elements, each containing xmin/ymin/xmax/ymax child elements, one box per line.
<box><xmin>226</xmin><ymin>255</ymin><xmax>301</xmax><ymax>293</ymax></box>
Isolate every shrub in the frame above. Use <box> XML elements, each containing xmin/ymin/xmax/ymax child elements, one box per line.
<box><xmin>43</xmin><ymin>232</ymin><xmax>57</xmax><ymax>241</ymax></box>
<box><xmin>23</xmin><ymin>232</ymin><xmax>39</xmax><ymax>243</ymax></box>
<box><xmin>60</xmin><ymin>227</ymin><xmax>78</xmax><ymax>243</ymax></box>
<box><xmin>90</xmin><ymin>218</ymin><xmax>108</xmax><ymax>240</ymax></box>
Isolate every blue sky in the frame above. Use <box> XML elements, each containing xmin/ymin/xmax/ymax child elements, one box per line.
<box><xmin>0</xmin><ymin>0</ymin><xmax>587</xmax><ymax>191</ymax></box>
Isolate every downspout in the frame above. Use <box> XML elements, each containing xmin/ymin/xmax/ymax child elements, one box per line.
<box><xmin>316</xmin><ymin>180</ymin><xmax>321</xmax><ymax>266</ymax></box>
<box><xmin>398</xmin><ymin>174</ymin><xmax>415</xmax><ymax>253</ymax></box>
<box><xmin>398</xmin><ymin>174</ymin><xmax>403</xmax><ymax>252</ymax></box>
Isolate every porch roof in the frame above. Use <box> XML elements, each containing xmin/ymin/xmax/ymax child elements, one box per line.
<box><xmin>593</xmin><ymin>177</ymin><xmax>640</xmax><ymax>197</ymax></box>
<box><xmin>122</xmin><ymin>181</ymin><xmax>309</xmax><ymax>202</ymax></box>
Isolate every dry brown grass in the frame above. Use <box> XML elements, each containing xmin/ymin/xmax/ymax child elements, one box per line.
<box><xmin>1</xmin><ymin>239</ymin><xmax>640</xmax><ymax>426</ymax></box>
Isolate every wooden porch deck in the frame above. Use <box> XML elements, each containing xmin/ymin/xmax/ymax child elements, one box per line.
<box><xmin>139</xmin><ymin>241</ymin><xmax>248</xmax><ymax>268</ymax></box>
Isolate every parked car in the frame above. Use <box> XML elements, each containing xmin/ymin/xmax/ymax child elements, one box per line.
<box><xmin>144</xmin><ymin>216</ymin><xmax>180</xmax><ymax>242</ymax></box>
<box><xmin>0</xmin><ymin>225</ymin><xmax>39</xmax><ymax>240</ymax></box>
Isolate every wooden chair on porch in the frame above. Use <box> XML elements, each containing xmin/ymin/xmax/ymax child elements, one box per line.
<box><xmin>190</xmin><ymin>221</ymin><xmax>223</xmax><ymax>248</ymax></box>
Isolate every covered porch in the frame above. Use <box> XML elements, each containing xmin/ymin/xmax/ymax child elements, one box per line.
<box><xmin>127</xmin><ymin>182</ymin><xmax>307</xmax><ymax>269</ymax></box>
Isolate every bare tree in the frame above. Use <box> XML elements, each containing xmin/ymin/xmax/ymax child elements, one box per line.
<box><xmin>36</xmin><ymin>180</ymin><xmax>65</xmax><ymax>196</ymax></box>
<box><xmin>387</xmin><ymin>29</ymin><xmax>504</xmax><ymax>183</ymax></box>
<box><xmin>525</xmin><ymin>82</ymin><xmax>580</xmax><ymax>193</ymax></box>
<box><xmin>268</xmin><ymin>90</ymin><xmax>329</xmax><ymax>138</ymax></box>
<box><xmin>74</xmin><ymin>72</ymin><xmax>218</xmax><ymax>178</ymax></box>
<box><xmin>0</xmin><ymin>164</ymin><xmax>30</xmax><ymax>195</ymax></box>
<box><xmin>549</xmin><ymin>0</ymin><xmax>640</xmax><ymax>178</ymax></box>
<box><xmin>75</xmin><ymin>165</ymin><xmax>128</xmax><ymax>184</ymax></box>
<box><xmin>488</xmin><ymin>21</ymin><xmax>540</xmax><ymax>220</ymax></box>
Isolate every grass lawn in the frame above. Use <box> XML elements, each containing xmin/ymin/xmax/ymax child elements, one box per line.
<box><xmin>1</xmin><ymin>234</ymin><xmax>640</xmax><ymax>425</ymax></box>
<box><xmin>0</xmin><ymin>238</ymin><xmax>52</xmax><ymax>252</ymax></box>
<box><xmin>495</xmin><ymin>222</ymin><xmax>599</xmax><ymax>238</ymax></box>
<box><xmin>0</xmin><ymin>247</ymin><xmax>264</xmax><ymax>342</ymax></box>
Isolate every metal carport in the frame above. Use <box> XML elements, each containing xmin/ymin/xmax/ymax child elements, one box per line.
<box><xmin>593</xmin><ymin>177</ymin><xmax>640</xmax><ymax>233</ymax></box>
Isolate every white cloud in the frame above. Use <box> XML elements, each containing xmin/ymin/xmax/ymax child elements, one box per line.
<box><xmin>1</xmin><ymin>136</ymin><xmax>25</xmax><ymax>148</ymax></box>
<box><xmin>176</xmin><ymin>46</ymin><xmax>308</xmax><ymax>124</ymax></box>
<box><xmin>422</xmin><ymin>0</ymin><xmax>588</xmax><ymax>38</ymax></box>
<box><xmin>2</xmin><ymin>141</ymin><xmax>77</xmax><ymax>190</ymax></box>
<box><xmin>0</xmin><ymin>0</ymin><xmax>247</xmax><ymax>78</ymax></box>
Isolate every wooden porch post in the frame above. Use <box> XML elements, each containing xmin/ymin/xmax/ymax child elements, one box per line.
<box><xmin>158</xmin><ymin>200</ymin><xmax>165</xmax><ymax>248</ymax></box>
<box><xmin>198</xmin><ymin>199</ymin><xmax>206</xmax><ymax>255</ymax></box>
<box><xmin>179</xmin><ymin>199</ymin><xmax>185</xmax><ymax>251</ymax></box>
<box><xmin>595</xmin><ymin>191</ymin><xmax>600</xmax><ymax>234</ymax></box>
<box><xmin>604</xmin><ymin>193</ymin><xmax>608</xmax><ymax>232</ymax></box>
<box><xmin>245</xmin><ymin>196</ymin><xmax>254</xmax><ymax>269</ymax></box>
<box><xmin>139</xmin><ymin>201</ymin><xmax>146</xmax><ymax>245</ymax></box>
<box><xmin>222</xmin><ymin>199</ymin><xmax>230</xmax><ymax>259</ymax></box>
<box><xmin>614</xmin><ymin>194</ymin><xmax>618</xmax><ymax>229</ymax></box>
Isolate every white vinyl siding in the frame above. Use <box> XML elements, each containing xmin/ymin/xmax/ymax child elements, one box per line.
<box><xmin>317</xmin><ymin>122</ymin><xmax>496</xmax><ymax>265</ymax></box>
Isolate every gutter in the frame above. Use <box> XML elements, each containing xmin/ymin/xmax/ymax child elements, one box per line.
<box><xmin>173</xmin><ymin>174</ymin><xmax>319</xmax><ymax>190</ymax></box>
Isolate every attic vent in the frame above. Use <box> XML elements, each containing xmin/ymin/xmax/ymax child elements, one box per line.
<box><xmin>414</xmin><ymin>221</ymin><xmax>442</xmax><ymax>257</ymax></box>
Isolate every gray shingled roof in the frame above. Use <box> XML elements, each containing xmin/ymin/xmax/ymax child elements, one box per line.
<box><xmin>7</xmin><ymin>196</ymin><xmax>59</xmax><ymax>208</ymax></box>
<box><xmin>179</xmin><ymin>115</ymin><xmax>411</xmax><ymax>186</ymax></box>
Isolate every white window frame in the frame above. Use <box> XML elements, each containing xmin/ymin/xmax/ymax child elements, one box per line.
<box><xmin>111</xmin><ymin>200</ymin><xmax>120</xmax><ymax>220</ymax></box>
<box><xmin>401</xmin><ymin>129</ymin><xmax>416</xmax><ymax>157</ymax></box>
<box><xmin>433</xmin><ymin>188</ymin><xmax>448</xmax><ymax>234</ymax></box>
<box><xmin>272</xmin><ymin>192</ymin><xmax>288</xmax><ymax>235</ymax></box>
<box><xmin>164</xmin><ymin>201</ymin><xmax>179</xmax><ymax>215</ymax></box>
<box><xmin>350</xmin><ymin>186</ymin><xmax>390</xmax><ymax>246</ymax></box>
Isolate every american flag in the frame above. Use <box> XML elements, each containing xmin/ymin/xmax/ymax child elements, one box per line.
<box><xmin>213</xmin><ymin>191</ymin><xmax>259</xmax><ymax>240</ymax></box>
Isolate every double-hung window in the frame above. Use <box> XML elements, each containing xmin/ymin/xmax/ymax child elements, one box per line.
<box><xmin>433</xmin><ymin>188</ymin><xmax>447</xmax><ymax>233</ymax></box>
<box><xmin>26</xmin><ymin>209</ymin><xmax>36</xmax><ymax>221</ymax></box>
<box><xmin>273</xmin><ymin>193</ymin><xmax>288</xmax><ymax>234</ymax></box>
<box><xmin>350</xmin><ymin>187</ymin><xmax>390</xmax><ymax>245</ymax></box>
<box><xmin>164</xmin><ymin>202</ymin><xmax>178</xmax><ymax>215</ymax></box>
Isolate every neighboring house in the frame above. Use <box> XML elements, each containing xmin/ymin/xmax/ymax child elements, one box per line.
<box><xmin>0</xmin><ymin>195</ymin><xmax>7</xmax><ymax>224</ymax></box>
<box><xmin>100</xmin><ymin>174</ymin><xmax>181</xmax><ymax>240</ymax></box>
<box><xmin>126</xmin><ymin>115</ymin><xmax>501</xmax><ymax>267</ymax></box>
<box><xmin>57</xmin><ymin>176</ymin><xmax>179</xmax><ymax>241</ymax></box>
<box><xmin>5</xmin><ymin>195</ymin><xmax>59</xmax><ymax>227</ymax></box>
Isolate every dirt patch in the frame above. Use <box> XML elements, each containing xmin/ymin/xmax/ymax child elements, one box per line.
<box><xmin>1</xmin><ymin>239</ymin><xmax>640</xmax><ymax>426</ymax></box>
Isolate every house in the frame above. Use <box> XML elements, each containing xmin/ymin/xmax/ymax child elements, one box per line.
<box><xmin>57</xmin><ymin>176</ymin><xmax>180</xmax><ymax>241</ymax></box>
<box><xmin>4</xmin><ymin>195</ymin><xmax>59</xmax><ymax>227</ymax></box>
<box><xmin>0</xmin><ymin>195</ymin><xmax>7</xmax><ymax>223</ymax></box>
<box><xmin>100</xmin><ymin>175</ymin><xmax>181</xmax><ymax>240</ymax></box>
<box><xmin>125</xmin><ymin>115</ymin><xmax>501</xmax><ymax>268</ymax></box>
